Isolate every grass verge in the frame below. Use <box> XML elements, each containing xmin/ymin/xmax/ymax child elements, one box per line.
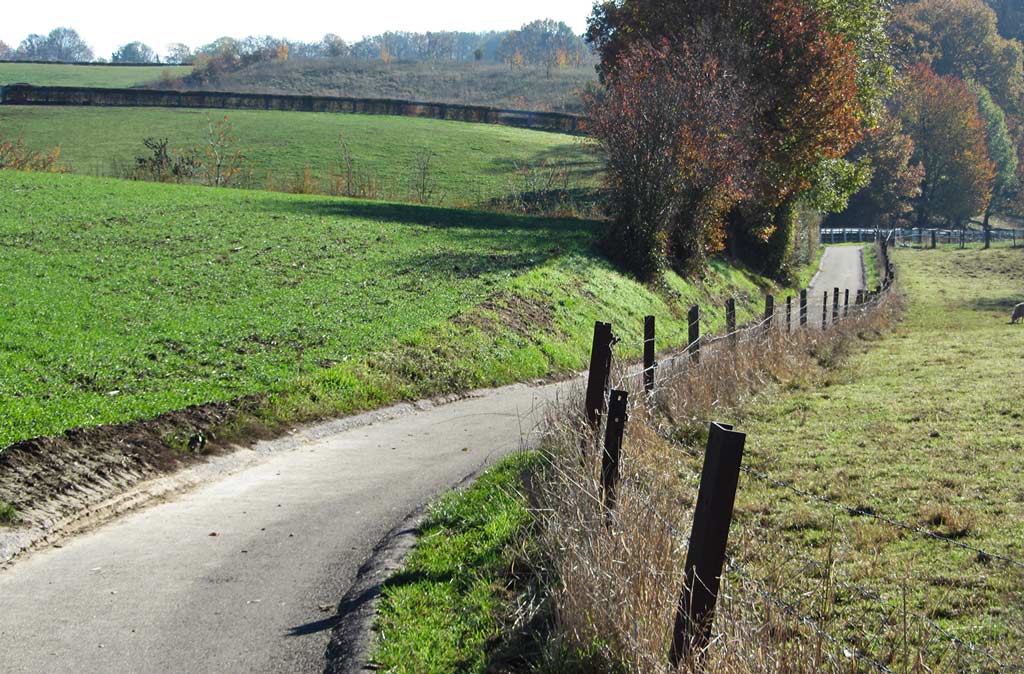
<box><xmin>371</xmin><ymin>452</ymin><xmax>540</xmax><ymax>673</ymax></box>
<box><xmin>732</xmin><ymin>246</ymin><xmax>1024</xmax><ymax>664</ymax></box>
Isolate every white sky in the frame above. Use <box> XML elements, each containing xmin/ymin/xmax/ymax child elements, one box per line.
<box><xmin>3</xmin><ymin>1</ymin><xmax>596</xmax><ymax>60</ymax></box>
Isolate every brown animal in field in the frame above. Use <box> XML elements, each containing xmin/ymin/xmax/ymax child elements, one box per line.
<box><xmin>1013</xmin><ymin>303</ymin><xmax>1024</xmax><ymax>324</ymax></box>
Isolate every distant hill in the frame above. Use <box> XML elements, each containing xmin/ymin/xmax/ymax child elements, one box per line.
<box><xmin>169</xmin><ymin>58</ymin><xmax>596</xmax><ymax>113</ymax></box>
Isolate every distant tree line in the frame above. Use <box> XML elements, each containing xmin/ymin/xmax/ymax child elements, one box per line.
<box><xmin>0</xmin><ymin>20</ymin><xmax>594</xmax><ymax>70</ymax></box>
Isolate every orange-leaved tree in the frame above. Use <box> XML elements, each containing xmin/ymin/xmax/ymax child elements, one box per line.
<box><xmin>897</xmin><ymin>64</ymin><xmax>996</xmax><ymax>228</ymax></box>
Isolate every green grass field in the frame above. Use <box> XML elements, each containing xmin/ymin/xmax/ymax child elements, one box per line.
<box><xmin>0</xmin><ymin>63</ymin><xmax>192</xmax><ymax>88</ymax></box>
<box><xmin>0</xmin><ymin>171</ymin><xmax>777</xmax><ymax>451</ymax></box>
<box><xmin>0</xmin><ymin>105</ymin><xmax>599</xmax><ymax>206</ymax></box>
<box><xmin>736</xmin><ymin>246</ymin><xmax>1024</xmax><ymax>664</ymax></box>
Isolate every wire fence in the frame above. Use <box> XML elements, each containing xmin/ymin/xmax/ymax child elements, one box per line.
<box><xmin>550</xmin><ymin>241</ymin><xmax>1023</xmax><ymax>672</ymax></box>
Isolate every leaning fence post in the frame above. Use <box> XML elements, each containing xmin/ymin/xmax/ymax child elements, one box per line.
<box><xmin>799</xmin><ymin>289</ymin><xmax>808</xmax><ymax>327</ymax></box>
<box><xmin>669</xmin><ymin>422</ymin><xmax>747</xmax><ymax>668</ymax></box>
<box><xmin>725</xmin><ymin>298</ymin><xmax>736</xmax><ymax>346</ymax></box>
<box><xmin>822</xmin><ymin>291</ymin><xmax>829</xmax><ymax>329</ymax></box>
<box><xmin>856</xmin><ymin>289</ymin><xmax>864</xmax><ymax>305</ymax></box>
<box><xmin>688</xmin><ymin>305</ymin><xmax>700</xmax><ymax>363</ymax></box>
<box><xmin>585</xmin><ymin>322</ymin><xmax>614</xmax><ymax>428</ymax></box>
<box><xmin>786</xmin><ymin>296</ymin><xmax>793</xmax><ymax>334</ymax></box>
<box><xmin>601</xmin><ymin>390</ymin><xmax>628</xmax><ymax>510</ymax></box>
<box><xmin>844</xmin><ymin>289</ymin><xmax>850</xmax><ymax>317</ymax></box>
<box><xmin>764</xmin><ymin>295</ymin><xmax>775</xmax><ymax>333</ymax></box>
<box><xmin>644</xmin><ymin>316</ymin><xmax>656</xmax><ymax>395</ymax></box>
<box><xmin>832</xmin><ymin>288</ymin><xmax>840</xmax><ymax>323</ymax></box>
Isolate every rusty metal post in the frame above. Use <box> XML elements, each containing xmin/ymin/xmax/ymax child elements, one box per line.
<box><xmin>601</xmin><ymin>390</ymin><xmax>628</xmax><ymax>510</ymax></box>
<box><xmin>725</xmin><ymin>298</ymin><xmax>736</xmax><ymax>346</ymax></box>
<box><xmin>669</xmin><ymin>422</ymin><xmax>746</xmax><ymax>668</ymax></box>
<box><xmin>799</xmin><ymin>289</ymin><xmax>808</xmax><ymax>327</ymax></box>
<box><xmin>643</xmin><ymin>316</ymin><xmax>656</xmax><ymax>395</ymax></box>
<box><xmin>585</xmin><ymin>322</ymin><xmax>614</xmax><ymax>427</ymax></box>
<box><xmin>688</xmin><ymin>305</ymin><xmax>700</xmax><ymax>364</ymax></box>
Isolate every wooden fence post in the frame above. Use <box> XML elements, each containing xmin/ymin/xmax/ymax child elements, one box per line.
<box><xmin>844</xmin><ymin>289</ymin><xmax>850</xmax><ymax>317</ymax></box>
<box><xmin>856</xmin><ymin>289</ymin><xmax>864</xmax><ymax>305</ymax></box>
<box><xmin>822</xmin><ymin>291</ymin><xmax>828</xmax><ymax>329</ymax></box>
<box><xmin>644</xmin><ymin>316</ymin><xmax>656</xmax><ymax>395</ymax></box>
<box><xmin>931</xmin><ymin>230</ymin><xmax>937</xmax><ymax>249</ymax></box>
<box><xmin>799</xmin><ymin>290</ymin><xmax>808</xmax><ymax>327</ymax></box>
<box><xmin>786</xmin><ymin>296</ymin><xmax>793</xmax><ymax>334</ymax></box>
<box><xmin>832</xmin><ymin>288</ymin><xmax>840</xmax><ymax>323</ymax></box>
<box><xmin>669</xmin><ymin>422</ymin><xmax>747</xmax><ymax>668</ymax></box>
<box><xmin>585</xmin><ymin>322</ymin><xmax>614</xmax><ymax>427</ymax></box>
<box><xmin>688</xmin><ymin>305</ymin><xmax>700</xmax><ymax>364</ymax></box>
<box><xmin>764</xmin><ymin>295</ymin><xmax>775</xmax><ymax>332</ymax></box>
<box><xmin>601</xmin><ymin>390</ymin><xmax>628</xmax><ymax>510</ymax></box>
<box><xmin>725</xmin><ymin>298</ymin><xmax>736</xmax><ymax>346</ymax></box>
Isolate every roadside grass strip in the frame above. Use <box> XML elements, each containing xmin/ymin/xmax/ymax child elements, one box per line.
<box><xmin>372</xmin><ymin>452</ymin><xmax>540</xmax><ymax>674</ymax></box>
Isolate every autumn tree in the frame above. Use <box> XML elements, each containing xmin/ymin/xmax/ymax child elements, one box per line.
<box><xmin>0</xmin><ymin>41</ymin><xmax>12</xmax><ymax>59</ymax></box>
<box><xmin>897</xmin><ymin>64</ymin><xmax>995</xmax><ymax>227</ymax></box>
<box><xmin>891</xmin><ymin>0</ymin><xmax>1024</xmax><ymax>112</ymax></box>
<box><xmin>584</xmin><ymin>35</ymin><xmax>755</xmax><ymax>277</ymax></box>
<box><xmin>588</xmin><ymin>0</ymin><xmax>867</xmax><ymax>278</ymax></box>
<box><xmin>827</xmin><ymin>111</ymin><xmax>924</xmax><ymax>229</ymax></box>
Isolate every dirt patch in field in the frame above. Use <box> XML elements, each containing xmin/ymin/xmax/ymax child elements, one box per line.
<box><xmin>0</xmin><ymin>396</ymin><xmax>265</xmax><ymax>534</ymax></box>
<box><xmin>455</xmin><ymin>291</ymin><xmax>556</xmax><ymax>338</ymax></box>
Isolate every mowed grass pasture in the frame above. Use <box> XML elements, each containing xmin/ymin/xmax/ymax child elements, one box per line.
<box><xmin>733</xmin><ymin>246</ymin><xmax>1024</xmax><ymax>662</ymax></box>
<box><xmin>0</xmin><ymin>170</ymin><xmax>776</xmax><ymax>451</ymax></box>
<box><xmin>0</xmin><ymin>106</ymin><xmax>600</xmax><ymax>207</ymax></box>
<box><xmin>0</xmin><ymin>62</ymin><xmax>192</xmax><ymax>88</ymax></box>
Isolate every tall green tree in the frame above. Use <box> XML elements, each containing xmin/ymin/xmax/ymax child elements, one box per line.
<box><xmin>969</xmin><ymin>82</ymin><xmax>1019</xmax><ymax>231</ymax></box>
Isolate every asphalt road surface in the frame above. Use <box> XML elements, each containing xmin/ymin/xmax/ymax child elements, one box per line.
<box><xmin>0</xmin><ymin>247</ymin><xmax>863</xmax><ymax>674</ymax></box>
<box><xmin>800</xmin><ymin>245</ymin><xmax>866</xmax><ymax>328</ymax></box>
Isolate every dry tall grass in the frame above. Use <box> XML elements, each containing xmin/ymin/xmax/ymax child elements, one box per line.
<box><xmin>531</xmin><ymin>291</ymin><xmax>933</xmax><ymax>674</ymax></box>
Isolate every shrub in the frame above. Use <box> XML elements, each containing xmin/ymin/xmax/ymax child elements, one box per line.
<box><xmin>0</xmin><ymin>138</ymin><xmax>67</xmax><ymax>173</ymax></box>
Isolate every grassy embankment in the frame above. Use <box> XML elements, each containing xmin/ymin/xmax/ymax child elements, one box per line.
<box><xmin>0</xmin><ymin>170</ymin><xmax>776</xmax><ymax>454</ymax></box>
<box><xmin>0</xmin><ymin>62</ymin><xmax>191</xmax><ymax>88</ymax></box>
<box><xmin>180</xmin><ymin>57</ymin><xmax>596</xmax><ymax>113</ymax></box>
<box><xmin>372</xmin><ymin>246</ymin><xmax>1024</xmax><ymax>671</ymax></box>
<box><xmin>0</xmin><ymin>105</ymin><xmax>599</xmax><ymax>207</ymax></box>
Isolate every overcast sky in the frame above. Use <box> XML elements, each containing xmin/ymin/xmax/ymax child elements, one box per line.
<box><xmin>3</xmin><ymin>1</ymin><xmax>596</xmax><ymax>60</ymax></box>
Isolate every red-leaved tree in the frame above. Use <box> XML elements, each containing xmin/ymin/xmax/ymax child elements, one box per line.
<box><xmin>584</xmin><ymin>34</ymin><xmax>755</xmax><ymax>277</ymax></box>
<box><xmin>588</xmin><ymin>0</ymin><xmax>865</xmax><ymax>278</ymax></box>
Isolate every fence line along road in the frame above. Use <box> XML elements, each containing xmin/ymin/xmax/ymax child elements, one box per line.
<box><xmin>569</xmin><ymin>239</ymin><xmax>1022</xmax><ymax>672</ymax></box>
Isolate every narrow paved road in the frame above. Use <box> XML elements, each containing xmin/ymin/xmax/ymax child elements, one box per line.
<box><xmin>799</xmin><ymin>245</ymin><xmax>866</xmax><ymax>328</ymax></box>
<box><xmin>0</xmin><ymin>248</ymin><xmax>863</xmax><ymax>674</ymax></box>
<box><xmin>0</xmin><ymin>382</ymin><xmax>570</xmax><ymax>674</ymax></box>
